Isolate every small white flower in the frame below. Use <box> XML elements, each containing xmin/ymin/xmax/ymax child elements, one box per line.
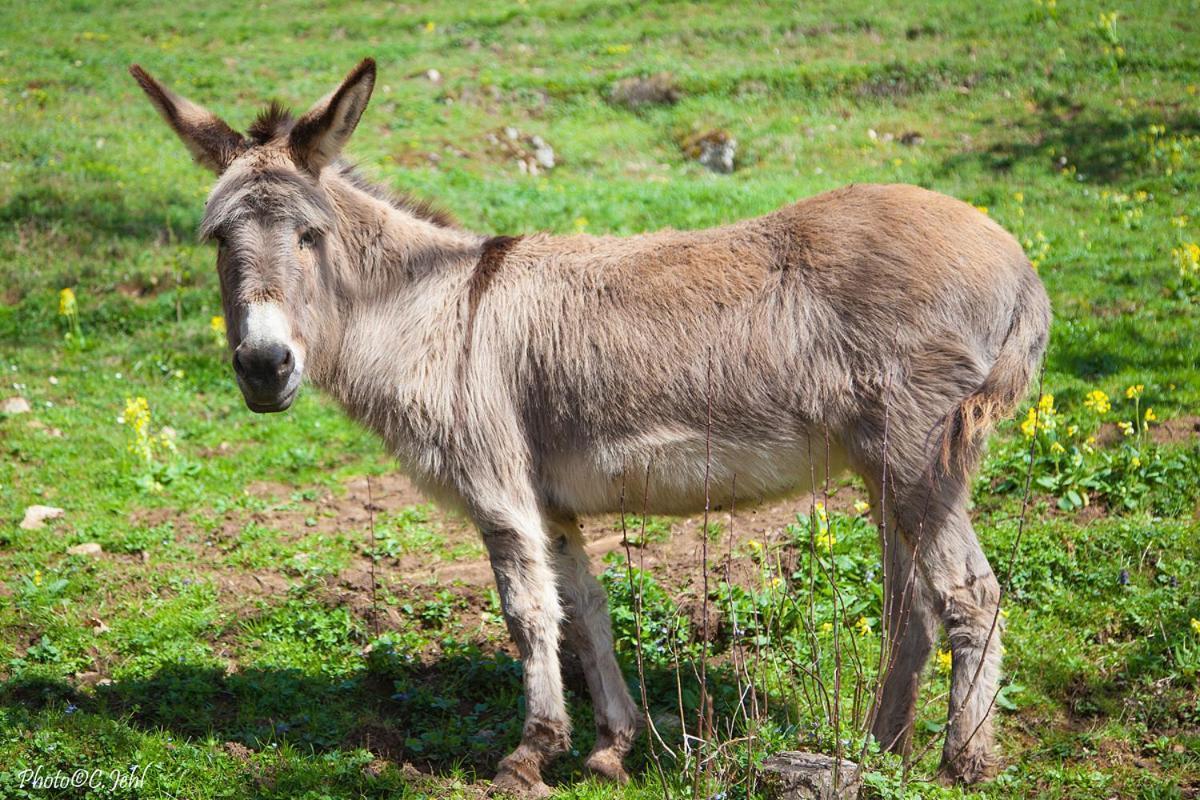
<box><xmin>48</xmin><ymin>376</ymin><xmax>59</xmax><ymax>385</ymax></box>
<box><xmin>44</xmin><ymin>401</ymin><xmax>53</xmax><ymax>408</ymax></box>
<box><xmin>114</xmin><ymin>372</ymin><xmax>123</xmax><ymax>380</ymax></box>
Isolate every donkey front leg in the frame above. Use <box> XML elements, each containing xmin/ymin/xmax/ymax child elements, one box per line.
<box><xmin>480</xmin><ymin>513</ymin><xmax>570</xmax><ymax>798</ymax></box>
<box><xmin>547</xmin><ymin>514</ymin><xmax>641</xmax><ymax>783</ymax></box>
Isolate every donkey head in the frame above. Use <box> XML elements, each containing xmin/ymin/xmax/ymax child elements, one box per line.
<box><xmin>129</xmin><ymin>59</ymin><xmax>376</xmax><ymax>412</ymax></box>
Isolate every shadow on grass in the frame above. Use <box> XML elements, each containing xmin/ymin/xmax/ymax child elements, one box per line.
<box><xmin>0</xmin><ymin>646</ymin><xmax>755</xmax><ymax>786</ymax></box>
<box><xmin>0</xmin><ymin>182</ymin><xmax>201</xmax><ymax>245</ymax></box>
<box><xmin>937</xmin><ymin>102</ymin><xmax>1200</xmax><ymax>184</ymax></box>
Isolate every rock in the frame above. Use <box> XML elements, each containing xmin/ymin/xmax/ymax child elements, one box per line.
<box><xmin>681</xmin><ymin>129</ymin><xmax>737</xmax><ymax>174</ymax></box>
<box><xmin>528</xmin><ymin>135</ymin><xmax>555</xmax><ymax>170</ymax></box>
<box><xmin>424</xmin><ymin>68</ymin><xmax>442</xmax><ymax>84</ymax></box>
<box><xmin>609</xmin><ymin>73</ymin><xmax>681</xmax><ymax>109</ymax></box>
<box><xmin>488</xmin><ymin>127</ymin><xmax>557</xmax><ymax>176</ymax></box>
<box><xmin>760</xmin><ymin>752</ymin><xmax>861</xmax><ymax>800</ymax></box>
<box><xmin>2</xmin><ymin>396</ymin><xmax>31</xmax><ymax>414</ymax></box>
<box><xmin>67</xmin><ymin>542</ymin><xmax>103</xmax><ymax>557</ymax></box>
<box><xmin>20</xmin><ymin>505</ymin><xmax>64</xmax><ymax>530</ymax></box>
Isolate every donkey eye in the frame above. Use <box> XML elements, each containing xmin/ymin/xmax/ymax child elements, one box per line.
<box><xmin>298</xmin><ymin>229</ymin><xmax>318</xmax><ymax>249</ymax></box>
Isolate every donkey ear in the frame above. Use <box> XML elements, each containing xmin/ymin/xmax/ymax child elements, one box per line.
<box><xmin>128</xmin><ymin>65</ymin><xmax>244</xmax><ymax>174</ymax></box>
<box><xmin>289</xmin><ymin>58</ymin><xmax>376</xmax><ymax>174</ymax></box>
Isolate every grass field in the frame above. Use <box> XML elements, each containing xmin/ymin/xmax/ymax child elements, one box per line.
<box><xmin>1</xmin><ymin>1</ymin><xmax>1199</xmax><ymax>797</ymax></box>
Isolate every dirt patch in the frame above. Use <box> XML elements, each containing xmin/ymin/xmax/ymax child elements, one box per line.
<box><xmin>243</xmin><ymin>473</ymin><xmax>470</xmax><ymax>541</ymax></box>
<box><xmin>128</xmin><ymin>471</ymin><xmax>871</xmax><ymax>639</ymax></box>
<box><xmin>214</xmin><ymin>571</ymin><xmax>292</xmax><ymax>602</ymax></box>
<box><xmin>1150</xmin><ymin>414</ymin><xmax>1200</xmax><ymax>445</ymax></box>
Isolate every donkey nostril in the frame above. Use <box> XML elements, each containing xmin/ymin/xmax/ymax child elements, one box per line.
<box><xmin>233</xmin><ymin>348</ymin><xmax>250</xmax><ymax>376</ymax></box>
<box><xmin>234</xmin><ymin>343</ymin><xmax>293</xmax><ymax>383</ymax></box>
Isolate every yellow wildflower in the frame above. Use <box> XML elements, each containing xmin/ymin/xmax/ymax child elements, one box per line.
<box><xmin>58</xmin><ymin>287</ymin><xmax>77</xmax><ymax>316</ymax></box>
<box><xmin>1130</xmin><ymin>456</ymin><xmax>1142</xmax><ymax>468</ymax></box>
<box><xmin>573</xmin><ymin>217</ymin><xmax>588</xmax><ymax>232</ymax></box>
<box><xmin>1125</xmin><ymin>384</ymin><xmax>1144</xmax><ymax>399</ymax></box>
<box><xmin>975</xmin><ymin>205</ymin><xmax>988</xmax><ymax>215</ymax></box>
<box><xmin>422</xmin><ymin>20</ymin><xmax>435</xmax><ymax>32</ymax></box>
<box><xmin>821</xmin><ymin>621</ymin><xmax>833</xmax><ymax>634</ymax></box>
<box><xmin>1143</xmin><ymin>407</ymin><xmax>1156</xmax><ymax>423</ymax></box>
<box><xmin>1012</xmin><ymin>191</ymin><xmax>1024</xmax><ymax>204</ymax></box>
<box><xmin>1037</xmin><ymin>393</ymin><xmax>1055</xmax><ymax>415</ymax></box>
<box><xmin>1174</xmin><ymin>243</ymin><xmax>1200</xmax><ymax>278</ymax></box>
<box><xmin>1191</xmin><ymin>618</ymin><xmax>1200</xmax><ymax>636</ymax></box>
<box><xmin>1118</xmin><ymin>420</ymin><xmax>1135</xmax><ymax>437</ymax></box>
<box><xmin>1083</xmin><ymin>389</ymin><xmax>1111</xmax><ymax>414</ymax></box>
<box><xmin>33</xmin><ymin>570</ymin><xmax>43</xmax><ymax>587</ymax></box>
<box><xmin>210</xmin><ymin>316</ymin><xmax>226</xmax><ymax>336</ymax></box>
<box><xmin>1020</xmin><ymin>407</ymin><xmax>1039</xmax><ymax>439</ymax></box>
<box><xmin>123</xmin><ymin>396</ymin><xmax>154</xmax><ymax>463</ymax></box>
<box><xmin>813</xmin><ymin>501</ymin><xmax>827</xmax><ymax>521</ymax></box>
<box><xmin>855</xmin><ymin>617</ymin><xmax>872</xmax><ymax>636</ymax></box>
<box><xmin>936</xmin><ymin>648</ymin><xmax>952</xmax><ymax>675</ymax></box>
<box><xmin>1050</xmin><ymin>441</ymin><xmax>1066</xmax><ymax>455</ymax></box>
<box><xmin>853</xmin><ymin>499</ymin><xmax>870</xmax><ymax>515</ymax></box>
<box><xmin>815</xmin><ymin>530</ymin><xmax>837</xmax><ymax>552</ymax></box>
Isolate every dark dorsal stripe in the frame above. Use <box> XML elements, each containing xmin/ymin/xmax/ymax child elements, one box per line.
<box><xmin>458</xmin><ymin>235</ymin><xmax>523</xmax><ymax>394</ymax></box>
<box><xmin>469</xmin><ymin>235</ymin><xmax>522</xmax><ymax>311</ymax></box>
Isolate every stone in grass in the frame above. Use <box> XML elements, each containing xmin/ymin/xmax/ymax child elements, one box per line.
<box><xmin>67</xmin><ymin>542</ymin><xmax>103</xmax><ymax>557</ymax></box>
<box><xmin>2</xmin><ymin>396</ymin><xmax>31</xmax><ymax>414</ymax></box>
<box><xmin>609</xmin><ymin>73</ymin><xmax>681</xmax><ymax>109</ymax></box>
<box><xmin>681</xmin><ymin>129</ymin><xmax>737</xmax><ymax>174</ymax></box>
<box><xmin>760</xmin><ymin>751</ymin><xmax>861</xmax><ymax>800</ymax></box>
<box><xmin>20</xmin><ymin>505</ymin><xmax>64</xmax><ymax>530</ymax></box>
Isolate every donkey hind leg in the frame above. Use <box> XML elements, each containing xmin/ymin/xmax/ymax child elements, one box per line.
<box><xmin>547</xmin><ymin>515</ymin><xmax>641</xmax><ymax>783</ymax></box>
<box><xmin>897</xmin><ymin>487</ymin><xmax>1003</xmax><ymax>784</ymax></box>
<box><xmin>480</xmin><ymin>510</ymin><xmax>570</xmax><ymax>798</ymax></box>
<box><xmin>870</xmin><ymin>512</ymin><xmax>938</xmax><ymax>756</ymax></box>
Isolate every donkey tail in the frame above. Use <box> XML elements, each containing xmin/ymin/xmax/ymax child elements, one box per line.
<box><xmin>938</xmin><ymin>268</ymin><xmax>1052</xmax><ymax>475</ymax></box>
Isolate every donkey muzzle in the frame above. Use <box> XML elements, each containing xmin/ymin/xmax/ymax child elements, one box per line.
<box><xmin>233</xmin><ymin>342</ymin><xmax>299</xmax><ymax>412</ymax></box>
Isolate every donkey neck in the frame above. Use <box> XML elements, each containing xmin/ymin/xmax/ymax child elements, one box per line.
<box><xmin>322</xmin><ymin>170</ymin><xmax>484</xmax><ymax>285</ymax></box>
<box><xmin>304</xmin><ymin>170</ymin><xmax>487</xmax><ymax>431</ymax></box>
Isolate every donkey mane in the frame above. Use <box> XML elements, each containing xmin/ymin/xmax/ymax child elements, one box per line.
<box><xmin>247</xmin><ymin>101</ymin><xmax>294</xmax><ymax>143</ymax></box>
<box><xmin>335</xmin><ymin>162</ymin><xmax>459</xmax><ymax>229</ymax></box>
<box><xmin>245</xmin><ymin>102</ymin><xmax>458</xmax><ymax>230</ymax></box>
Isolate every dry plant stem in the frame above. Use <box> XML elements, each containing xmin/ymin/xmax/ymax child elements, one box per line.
<box><xmin>367</xmin><ymin>473</ymin><xmax>380</xmax><ymax>640</ymax></box>
<box><xmin>618</xmin><ymin>470</ymin><xmax>674</xmax><ymax>787</ymax></box>
<box><xmin>692</xmin><ymin>348</ymin><xmax>716</xmax><ymax>800</ymax></box>
<box><xmin>859</xmin><ymin>363</ymin><xmax>920</xmax><ymax>773</ymax></box>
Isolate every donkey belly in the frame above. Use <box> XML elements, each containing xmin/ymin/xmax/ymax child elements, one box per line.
<box><xmin>543</xmin><ymin>426</ymin><xmax>848</xmax><ymax>516</ymax></box>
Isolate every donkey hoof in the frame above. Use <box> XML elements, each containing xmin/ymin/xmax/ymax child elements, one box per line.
<box><xmin>584</xmin><ymin>749</ymin><xmax>630</xmax><ymax>784</ymax></box>
<box><xmin>489</xmin><ymin>763</ymin><xmax>552</xmax><ymax>799</ymax></box>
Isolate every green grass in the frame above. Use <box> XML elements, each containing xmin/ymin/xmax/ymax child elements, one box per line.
<box><xmin>2</xmin><ymin>0</ymin><xmax>1199</xmax><ymax>797</ymax></box>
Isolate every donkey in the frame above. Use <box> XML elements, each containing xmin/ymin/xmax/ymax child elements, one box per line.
<box><xmin>130</xmin><ymin>58</ymin><xmax>1050</xmax><ymax>794</ymax></box>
